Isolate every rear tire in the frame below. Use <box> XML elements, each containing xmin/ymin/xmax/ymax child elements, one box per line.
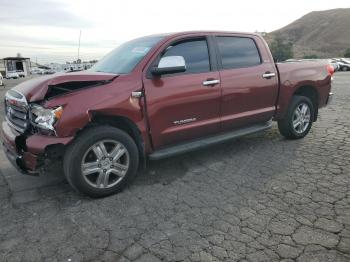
<box><xmin>64</xmin><ymin>126</ymin><xmax>139</xmax><ymax>198</ymax></box>
<box><xmin>342</xmin><ymin>67</ymin><xmax>348</xmax><ymax>72</ymax></box>
<box><xmin>278</xmin><ymin>95</ymin><xmax>314</xmax><ymax>139</ymax></box>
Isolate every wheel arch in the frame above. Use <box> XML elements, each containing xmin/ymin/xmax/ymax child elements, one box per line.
<box><xmin>78</xmin><ymin>113</ymin><xmax>146</xmax><ymax>167</ymax></box>
<box><xmin>293</xmin><ymin>85</ymin><xmax>319</xmax><ymax>121</ymax></box>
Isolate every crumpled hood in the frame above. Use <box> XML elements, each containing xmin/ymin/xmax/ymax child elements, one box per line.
<box><xmin>13</xmin><ymin>71</ymin><xmax>118</xmax><ymax>102</ymax></box>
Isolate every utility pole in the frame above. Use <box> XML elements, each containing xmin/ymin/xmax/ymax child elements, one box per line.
<box><xmin>77</xmin><ymin>30</ymin><xmax>81</xmax><ymax>62</ymax></box>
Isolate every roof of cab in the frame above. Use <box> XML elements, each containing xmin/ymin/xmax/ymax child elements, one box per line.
<box><xmin>145</xmin><ymin>31</ymin><xmax>260</xmax><ymax>39</ymax></box>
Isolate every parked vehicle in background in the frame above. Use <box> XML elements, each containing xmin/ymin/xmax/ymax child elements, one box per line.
<box><xmin>0</xmin><ymin>73</ymin><xmax>4</xmax><ymax>87</ymax></box>
<box><xmin>31</xmin><ymin>68</ymin><xmax>45</xmax><ymax>75</ymax></box>
<box><xmin>16</xmin><ymin>70</ymin><xmax>25</xmax><ymax>78</ymax></box>
<box><xmin>30</xmin><ymin>69</ymin><xmax>39</xmax><ymax>74</ymax></box>
<box><xmin>5</xmin><ymin>71</ymin><xmax>19</xmax><ymax>79</ymax></box>
<box><xmin>329</xmin><ymin>59</ymin><xmax>340</xmax><ymax>71</ymax></box>
<box><xmin>44</xmin><ymin>69</ymin><xmax>56</xmax><ymax>75</ymax></box>
<box><xmin>1</xmin><ymin>31</ymin><xmax>334</xmax><ymax>197</ymax></box>
<box><xmin>338</xmin><ymin>59</ymin><xmax>350</xmax><ymax>71</ymax></box>
<box><xmin>30</xmin><ymin>68</ymin><xmax>55</xmax><ymax>75</ymax></box>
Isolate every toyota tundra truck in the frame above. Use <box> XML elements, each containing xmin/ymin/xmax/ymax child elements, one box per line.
<box><xmin>1</xmin><ymin>31</ymin><xmax>334</xmax><ymax>197</ymax></box>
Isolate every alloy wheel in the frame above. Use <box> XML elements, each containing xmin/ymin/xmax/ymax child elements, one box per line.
<box><xmin>81</xmin><ymin>140</ymin><xmax>130</xmax><ymax>189</ymax></box>
<box><xmin>292</xmin><ymin>103</ymin><xmax>311</xmax><ymax>134</ymax></box>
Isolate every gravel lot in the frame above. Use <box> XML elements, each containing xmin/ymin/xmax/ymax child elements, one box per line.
<box><xmin>0</xmin><ymin>73</ymin><xmax>349</xmax><ymax>262</ymax></box>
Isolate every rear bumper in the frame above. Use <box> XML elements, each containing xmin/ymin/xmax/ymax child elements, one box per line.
<box><xmin>326</xmin><ymin>92</ymin><xmax>334</xmax><ymax>105</ymax></box>
<box><xmin>1</xmin><ymin>121</ymin><xmax>74</xmax><ymax>174</ymax></box>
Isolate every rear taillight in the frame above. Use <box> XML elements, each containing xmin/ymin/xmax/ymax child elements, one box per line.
<box><xmin>327</xmin><ymin>64</ymin><xmax>335</xmax><ymax>76</ymax></box>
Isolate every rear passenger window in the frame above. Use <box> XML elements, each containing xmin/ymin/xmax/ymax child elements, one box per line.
<box><xmin>161</xmin><ymin>39</ymin><xmax>210</xmax><ymax>74</ymax></box>
<box><xmin>216</xmin><ymin>36</ymin><xmax>261</xmax><ymax>69</ymax></box>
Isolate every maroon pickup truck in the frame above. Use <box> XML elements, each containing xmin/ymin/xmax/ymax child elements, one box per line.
<box><xmin>1</xmin><ymin>31</ymin><xmax>334</xmax><ymax>197</ymax></box>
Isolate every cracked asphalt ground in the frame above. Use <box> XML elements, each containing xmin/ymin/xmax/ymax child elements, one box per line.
<box><xmin>0</xmin><ymin>73</ymin><xmax>349</xmax><ymax>262</ymax></box>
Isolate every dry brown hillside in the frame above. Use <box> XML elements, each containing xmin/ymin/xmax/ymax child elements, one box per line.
<box><xmin>267</xmin><ymin>8</ymin><xmax>350</xmax><ymax>58</ymax></box>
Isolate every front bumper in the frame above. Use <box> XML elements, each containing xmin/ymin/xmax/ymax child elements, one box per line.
<box><xmin>3</xmin><ymin>142</ymin><xmax>38</xmax><ymax>174</ymax></box>
<box><xmin>1</xmin><ymin>121</ymin><xmax>73</xmax><ymax>174</ymax></box>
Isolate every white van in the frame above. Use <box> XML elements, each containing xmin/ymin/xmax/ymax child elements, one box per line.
<box><xmin>6</xmin><ymin>71</ymin><xmax>19</xmax><ymax>79</ymax></box>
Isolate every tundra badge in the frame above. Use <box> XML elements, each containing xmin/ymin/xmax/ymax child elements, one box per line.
<box><xmin>173</xmin><ymin>118</ymin><xmax>197</xmax><ymax>125</ymax></box>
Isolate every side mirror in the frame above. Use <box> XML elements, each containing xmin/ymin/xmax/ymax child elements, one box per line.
<box><xmin>151</xmin><ymin>56</ymin><xmax>186</xmax><ymax>76</ymax></box>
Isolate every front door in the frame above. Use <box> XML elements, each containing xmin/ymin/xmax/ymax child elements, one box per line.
<box><xmin>143</xmin><ymin>37</ymin><xmax>221</xmax><ymax>149</ymax></box>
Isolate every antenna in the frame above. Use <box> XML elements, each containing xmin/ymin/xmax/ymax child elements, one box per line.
<box><xmin>78</xmin><ymin>30</ymin><xmax>81</xmax><ymax>61</ymax></box>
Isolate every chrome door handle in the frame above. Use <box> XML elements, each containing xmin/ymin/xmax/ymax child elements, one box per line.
<box><xmin>203</xmin><ymin>79</ymin><xmax>220</xmax><ymax>86</ymax></box>
<box><xmin>131</xmin><ymin>91</ymin><xmax>143</xmax><ymax>98</ymax></box>
<box><xmin>262</xmin><ymin>72</ymin><xmax>276</xmax><ymax>79</ymax></box>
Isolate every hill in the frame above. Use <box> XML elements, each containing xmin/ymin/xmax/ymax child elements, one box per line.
<box><xmin>266</xmin><ymin>8</ymin><xmax>350</xmax><ymax>58</ymax></box>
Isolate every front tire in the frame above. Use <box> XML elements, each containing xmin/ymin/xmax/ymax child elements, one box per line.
<box><xmin>278</xmin><ymin>95</ymin><xmax>314</xmax><ymax>139</ymax></box>
<box><xmin>64</xmin><ymin>126</ymin><xmax>139</xmax><ymax>198</ymax></box>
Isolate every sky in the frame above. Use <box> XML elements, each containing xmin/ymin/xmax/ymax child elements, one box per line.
<box><xmin>0</xmin><ymin>0</ymin><xmax>349</xmax><ymax>64</ymax></box>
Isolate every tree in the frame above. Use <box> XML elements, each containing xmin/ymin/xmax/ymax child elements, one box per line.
<box><xmin>303</xmin><ymin>54</ymin><xmax>319</xmax><ymax>59</ymax></box>
<box><xmin>344</xmin><ymin>48</ymin><xmax>350</xmax><ymax>58</ymax></box>
<box><xmin>269</xmin><ymin>37</ymin><xmax>294</xmax><ymax>62</ymax></box>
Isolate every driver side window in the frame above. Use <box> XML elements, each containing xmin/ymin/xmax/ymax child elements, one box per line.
<box><xmin>161</xmin><ymin>39</ymin><xmax>210</xmax><ymax>74</ymax></box>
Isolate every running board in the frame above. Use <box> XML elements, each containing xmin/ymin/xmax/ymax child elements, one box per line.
<box><xmin>149</xmin><ymin>120</ymin><xmax>273</xmax><ymax>160</ymax></box>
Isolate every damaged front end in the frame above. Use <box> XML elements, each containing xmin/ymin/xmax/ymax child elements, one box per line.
<box><xmin>1</xmin><ymin>72</ymin><xmax>118</xmax><ymax>174</ymax></box>
<box><xmin>2</xmin><ymin>89</ymin><xmax>72</xmax><ymax>174</ymax></box>
<box><xmin>45</xmin><ymin>79</ymin><xmax>116</xmax><ymax>100</ymax></box>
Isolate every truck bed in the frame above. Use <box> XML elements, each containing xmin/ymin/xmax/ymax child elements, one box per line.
<box><xmin>274</xmin><ymin>60</ymin><xmax>332</xmax><ymax>119</ymax></box>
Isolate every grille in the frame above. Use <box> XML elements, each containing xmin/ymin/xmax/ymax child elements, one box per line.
<box><xmin>5</xmin><ymin>90</ymin><xmax>29</xmax><ymax>133</ymax></box>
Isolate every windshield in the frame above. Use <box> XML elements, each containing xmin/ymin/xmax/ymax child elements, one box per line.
<box><xmin>90</xmin><ymin>36</ymin><xmax>164</xmax><ymax>74</ymax></box>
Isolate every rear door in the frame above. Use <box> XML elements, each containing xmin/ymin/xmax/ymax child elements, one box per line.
<box><xmin>143</xmin><ymin>36</ymin><xmax>221</xmax><ymax>148</ymax></box>
<box><xmin>214</xmin><ymin>35</ymin><xmax>279</xmax><ymax>130</ymax></box>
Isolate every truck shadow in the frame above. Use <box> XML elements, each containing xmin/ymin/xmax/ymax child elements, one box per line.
<box><xmin>132</xmin><ymin>126</ymin><xmax>304</xmax><ymax>189</ymax></box>
<box><xmin>5</xmin><ymin>125</ymin><xmax>307</xmax><ymax>205</ymax></box>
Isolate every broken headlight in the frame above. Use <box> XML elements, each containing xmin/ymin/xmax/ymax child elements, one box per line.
<box><xmin>30</xmin><ymin>104</ymin><xmax>63</xmax><ymax>132</ymax></box>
